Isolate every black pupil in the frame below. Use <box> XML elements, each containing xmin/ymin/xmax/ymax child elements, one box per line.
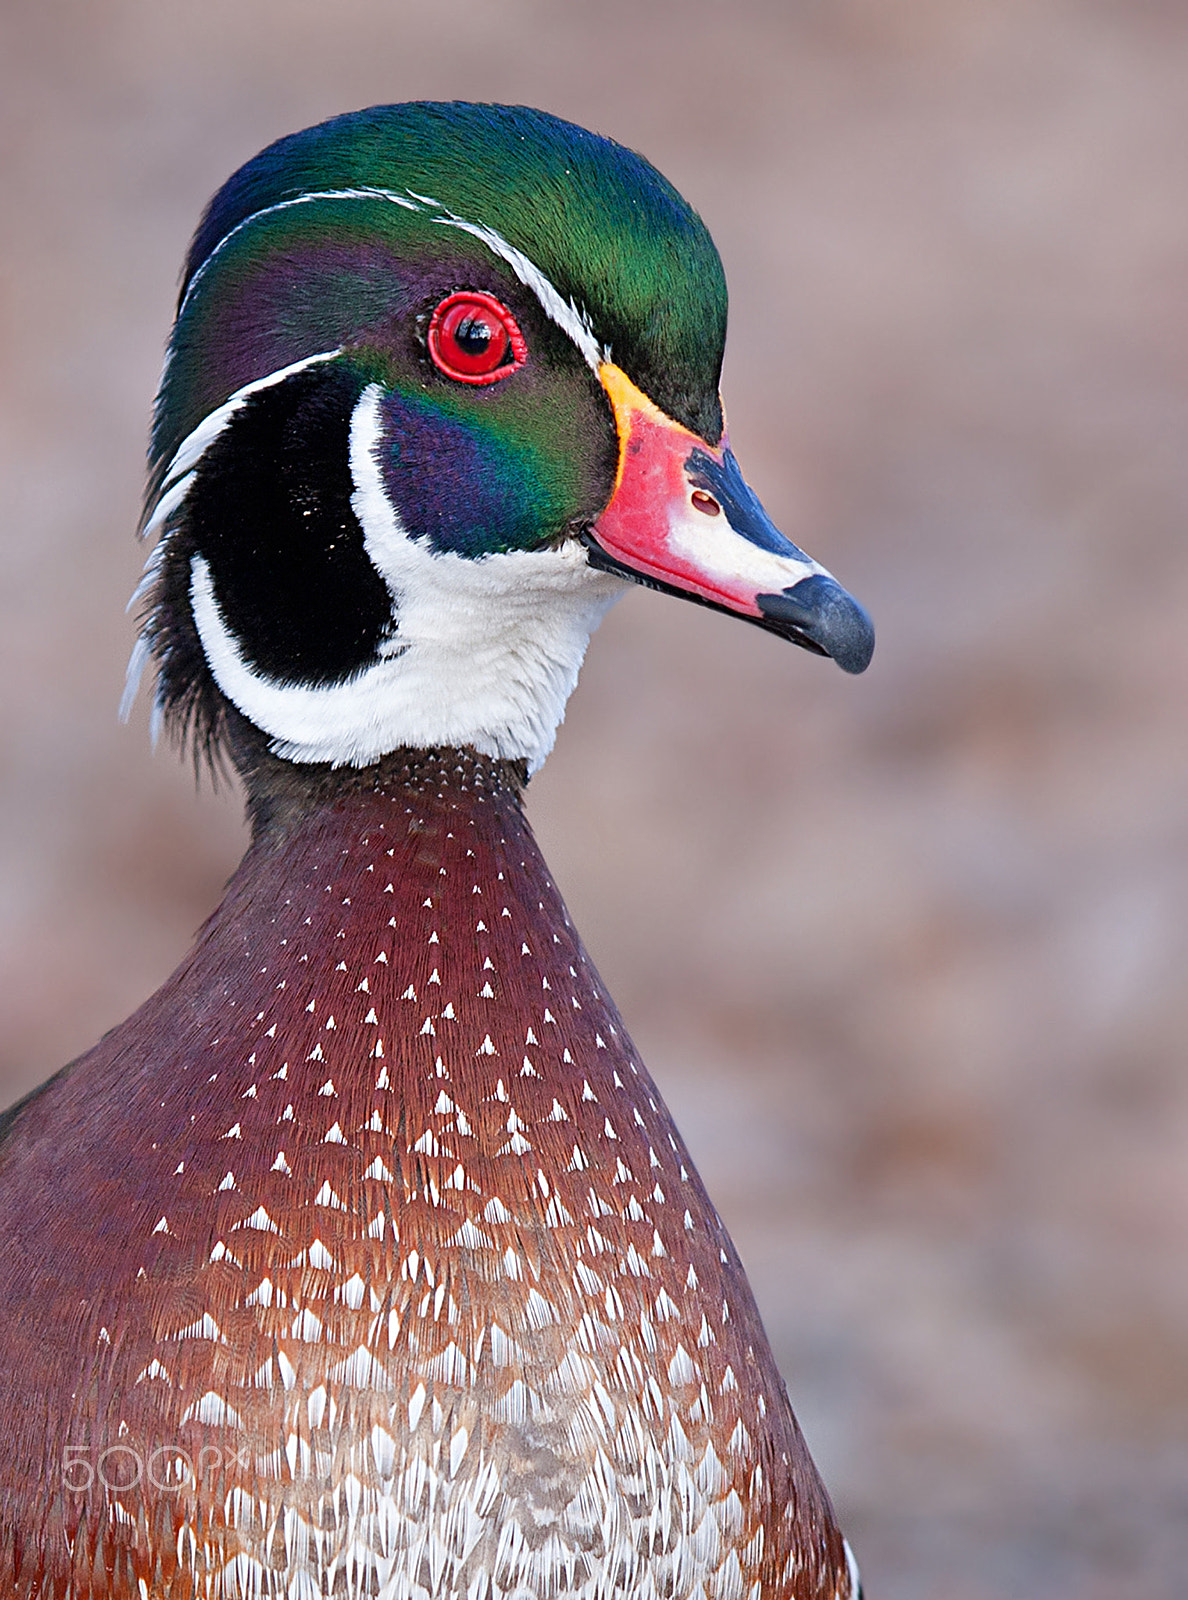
<box><xmin>455</xmin><ymin>316</ymin><xmax>497</xmax><ymax>356</ymax></box>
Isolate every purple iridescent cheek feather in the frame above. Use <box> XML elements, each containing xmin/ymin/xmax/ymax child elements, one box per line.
<box><xmin>376</xmin><ymin>388</ymin><xmax>588</xmax><ymax>557</ymax></box>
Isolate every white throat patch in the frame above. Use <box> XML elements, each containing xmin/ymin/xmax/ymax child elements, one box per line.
<box><xmin>188</xmin><ymin>385</ymin><xmax>625</xmax><ymax>773</ymax></box>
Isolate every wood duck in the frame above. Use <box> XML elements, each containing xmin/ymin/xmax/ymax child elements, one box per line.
<box><xmin>0</xmin><ymin>104</ymin><xmax>873</xmax><ymax>1600</ymax></box>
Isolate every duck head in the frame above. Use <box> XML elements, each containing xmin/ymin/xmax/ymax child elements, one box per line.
<box><xmin>129</xmin><ymin>102</ymin><xmax>873</xmax><ymax>778</ymax></box>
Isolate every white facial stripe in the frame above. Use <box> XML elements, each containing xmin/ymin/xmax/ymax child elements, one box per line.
<box><xmin>348</xmin><ymin>382</ymin><xmax>406</xmax><ymax>579</ymax></box>
<box><xmin>177</xmin><ymin>188</ymin><xmax>420</xmax><ymax>319</ymax></box>
<box><xmin>178</xmin><ymin>187</ymin><xmax>603</xmax><ymax>373</ymax></box>
<box><xmin>156</xmin><ymin>349</ymin><xmax>343</xmax><ymax>499</ymax></box>
<box><xmin>183</xmin><ymin>384</ymin><xmax>626</xmax><ymax>772</ymax></box>
<box><xmin>430</xmin><ymin>214</ymin><xmax>603</xmax><ymax>371</ymax></box>
<box><xmin>140</xmin><ymin>470</ymin><xmax>196</xmax><ymax>545</ymax></box>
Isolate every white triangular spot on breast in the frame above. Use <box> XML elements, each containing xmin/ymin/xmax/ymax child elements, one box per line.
<box><xmin>291</xmin><ymin>1307</ymin><xmax>323</xmax><ymax>1342</ymax></box>
<box><xmin>135</xmin><ymin>1359</ymin><xmax>172</xmax><ymax>1385</ymax></box>
<box><xmin>175</xmin><ymin>1313</ymin><xmax>225</xmax><ymax>1343</ymax></box>
<box><xmin>234</xmin><ymin>1206</ymin><xmax>280</xmax><ymax>1233</ymax></box>
<box><xmin>181</xmin><ymin>1392</ymin><xmax>243</xmax><ymax>1429</ymax></box>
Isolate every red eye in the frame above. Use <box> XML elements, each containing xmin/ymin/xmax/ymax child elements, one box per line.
<box><xmin>427</xmin><ymin>292</ymin><xmax>528</xmax><ymax>385</ymax></box>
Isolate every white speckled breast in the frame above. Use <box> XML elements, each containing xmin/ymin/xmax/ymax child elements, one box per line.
<box><xmin>0</xmin><ymin>754</ymin><xmax>850</xmax><ymax>1599</ymax></box>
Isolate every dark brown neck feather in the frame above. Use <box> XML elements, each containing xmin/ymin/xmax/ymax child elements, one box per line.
<box><xmin>226</xmin><ymin>722</ymin><xmax>529</xmax><ymax>849</ymax></box>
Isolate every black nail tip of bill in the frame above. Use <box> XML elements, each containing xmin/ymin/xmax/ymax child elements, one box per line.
<box><xmin>757</xmin><ymin>574</ymin><xmax>875</xmax><ymax>675</ymax></box>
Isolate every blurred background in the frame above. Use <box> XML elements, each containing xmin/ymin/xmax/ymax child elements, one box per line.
<box><xmin>2</xmin><ymin>1</ymin><xmax>1187</xmax><ymax>1594</ymax></box>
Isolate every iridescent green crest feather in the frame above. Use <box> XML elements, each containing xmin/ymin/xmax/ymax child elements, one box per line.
<box><xmin>150</xmin><ymin>102</ymin><xmax>728</xmax><ymax>494</ymax></box>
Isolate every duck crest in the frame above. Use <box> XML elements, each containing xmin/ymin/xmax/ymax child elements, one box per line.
<box><xmin>0</xmin><ymin>753</ymin><xmax>842</xmax><ymax>1597</ymax></box>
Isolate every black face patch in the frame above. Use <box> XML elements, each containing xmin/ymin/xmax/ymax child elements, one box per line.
<box><xmin>179</xmin><ymin>364</ymin><xmax>393</xmax><ymax>686</ymax></box>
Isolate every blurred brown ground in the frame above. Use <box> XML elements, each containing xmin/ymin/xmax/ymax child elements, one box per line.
<box><xmin>2</xmin><ymin>1</ymin><xmax>1188</xmax><ymax>1595</ymax></box>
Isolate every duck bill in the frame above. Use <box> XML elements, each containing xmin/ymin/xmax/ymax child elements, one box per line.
<box><xmin>585</xmin><ymin>364</ymin><xmax>874</xmax><ymax>674</ymax></box>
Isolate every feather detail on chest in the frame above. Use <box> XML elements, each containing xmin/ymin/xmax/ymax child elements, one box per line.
<box><xmin>0</xmin><ymin>752</ymin><xmax>839</xmax><ymax>1599</ymax></box>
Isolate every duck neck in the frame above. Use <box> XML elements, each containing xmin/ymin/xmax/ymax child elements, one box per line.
<box><xmin>233</xmin><ymin>737</ymin><xmax>530</xmax><ymax>848</ymax></box>
<box><xmin>191</xmin><ymin>744</ymin><xmax>651</xmax><ymax>1191</ymax></box>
